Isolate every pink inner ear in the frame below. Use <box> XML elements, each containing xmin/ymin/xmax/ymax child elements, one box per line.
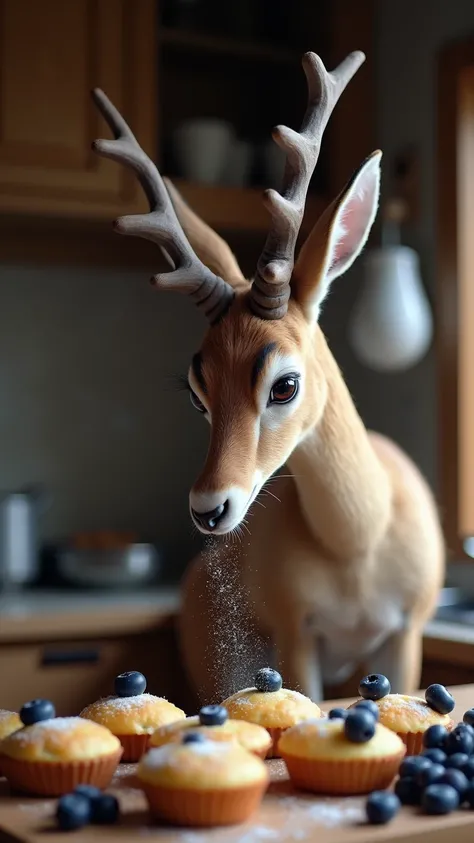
<box><xmin>327</xmin><ymin>177</ymin><xmax>375</xmax><ymax>276</ymax></box>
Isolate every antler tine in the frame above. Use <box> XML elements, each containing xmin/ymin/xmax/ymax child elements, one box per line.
<box><xmin>91</xmin><ymin>88</ymin><xmax>234</xmax><ymax>324</ymax></box>
<box><xmin>249</xmin><ymin>50</ymin><xmax>365</xmax><ymax>320</ymax></box>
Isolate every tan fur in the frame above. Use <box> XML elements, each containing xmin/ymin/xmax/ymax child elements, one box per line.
<box><xmin>172</xmin><ymin>174</ymin><xmax>444</xmax><ymax>704</ymax></box>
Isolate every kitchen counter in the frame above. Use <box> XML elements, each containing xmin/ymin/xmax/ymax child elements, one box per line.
<box><xmin>0</xmin><ymin>587</ymin><xmax>180</xmax><ymax>642</ymax></box>
<box><xmin>0</xmin><ymin>586</ymin><xmax>472</xmax><ymax>665</ymax></box>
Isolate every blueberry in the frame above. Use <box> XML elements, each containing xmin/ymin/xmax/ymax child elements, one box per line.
<box><xmin>445</xmin><ymin>724</ymin><xmax>474</xmax><ymax>756</ymax></box>
<box><xmin>465</xmin><ymin>782</ymin><xmax>474</xmax><ymax>808</ymax></box>
<box><xmin>74</xmin><ymin>785</ymin><xmax>102</xmax><ymax>801</ymax></box>
<box><xmin>354</xmin><ymin>700</ymin><xmax>380</xmax><ymax>721</ymax></box>
<box><xmin>438</xmin><ymin>768</ymin><xmax>469</xmax><ymax>798</ymax></box>
<box><xmin>422</xmin><ymin>748</ymin><xmax>447</xmax><ymax>765</ymax></box>
<box><xmin>20</xmin><ymin>699</ymin><xmax>55</xmax><ymax>726</ymax></box>
<box><xmin>422</xmin><ymin>783</ymin><xmax>460</xmax><ymax>814</ymax></box>
<box><xmin>328</xmin><ymin>707</ymin><xmax>347</xmax><ymax>720</ymax></box>
<box><xmin>91</xmin><ymin>793</ymin><xmax>119</xmax><ymax>825</ymax></box>
<box><xmin>462</xmin><ymin>722</ymin><xmax>474</xmax><ymax>739</ymax></box>
<box><xmin>399</xmin><ymin>755</ymin><xmax>431</xmax><ymax>779</ymax></box>
<box><xmin>417</xmin><ymin>763</ymin><xmax>445</xmax><ymax>788</ymax></box>
<box><xmin>183</xmin><ymin>731</ymin><xmax>206</xmax><ymax>744</ymax></box>
<box><xmin>199</xmin><ymin>705</ymin><xmax>228</xmax><ymax>727</ymax></box>
<box><xmin>56</xmin><ymin>793</ymin><xmax>91</xmax><ymax>831</ymax></box>
<box><xmin>254</xmin><ymin>668</ymin><xmax>282</xmax><ymax>693</ymax></box>
<box><xmin>344</xmin><ymin>709</ymin><xmax>376</xmax><ymax>743</ymax></box>
<box><xmin>463</xmin><ymin>758</ymin><xmax>474</xmax><ymax>780</ymax></box>
<box><xmin>365</xmin><ymin>791</ymin><xmax>400</xmax><ymax>825</ymax></box>
<box><xmin>114</xmin><ymin>671</ymin><xmax>146</xmax><ymax>697</ymax></box>
<box><xmin>425</xmin><ymin>684</ymin><xmax>455</xmax><ymax>715</ymax></box>
<box><xmin>445</xmin><ymin>752</ymin><xmax>470</xmax><ymax>770</ymax></box>
<box><xmin>394</xmin><ymin>776</ymin><xmax>422</xmax><ymax>805</ymax></box>
<box><xmin>358</xmin><ymin>674</ymin><xmax>391</xmax><ymax>701</ymax></box>
<box><xmin>463</xmin><ymin>709</ymin><xmax>474</xmax><ymax>727</ymax></box>
<box><xmin>423</xmin><ymin>724</ymin><xmax>449</xmax><ymax>749</ymax></box>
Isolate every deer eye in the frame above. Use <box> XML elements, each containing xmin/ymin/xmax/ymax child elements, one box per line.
<box><xmin>189</xmin><ymin>389</ymin><xmax>206</xmax><ymax>413</ymax></box>
<box><xmin>269</xmin><ymin>375</ymin><xmax>300</xmax><ymax>405</ymax></box>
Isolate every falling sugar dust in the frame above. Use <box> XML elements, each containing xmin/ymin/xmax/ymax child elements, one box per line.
<box><xmin>202</xmin><ymin>536</ymin><xmax>268</xmax><ymax>697</ymax></box>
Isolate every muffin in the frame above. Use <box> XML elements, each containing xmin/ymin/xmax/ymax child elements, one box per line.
<box><xmin>150</xmin><ymin>704</ymin><xmax>272</xmax><ymax>759</ymax></box>
<box><xmin>80</xmin><ymin>671</ymin><xmax>185</xmax><ymax>761</ymax></box>
<box><xmin>349</xmin><ymin>675</ymin><xmax>454</xmax><ymax>755</ymax></box>
<box><xmin>0</xmin><ymin>710</ymin><xmax>22</xmax><ymax>741</ymax></box>
<box><xmin>221</xmin><ymin>668</ymin><xmax>323</xmax><ymax>758</ymax></box>
<box><xmin>0</xmin><ymin>710</ymin><xmax>22</xmax><ymax>777</ymax></box>
<box><xmin>0</xmin><ymin>699</ymin><xmax>122</xmax><ymax>796</ymax></box>
<box><xmin>278</xmin><ymin>712</ymin><xmax>406</xmax><ymax>795</ymax></box>
<box><xmin>137</xmin><ymin>732</ymin><xmax>269</xmax><ymax>826</ymax></box>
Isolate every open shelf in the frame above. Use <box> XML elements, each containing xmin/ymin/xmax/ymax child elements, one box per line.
<box><xmin>173</xmin><ymin>180</ymin><xmax>327</xmax><ymax>234</ymax></box>
<box><xmin>0</xmin><ymin>183</ymin><xmax>328</xmax><ymax>269</ymax></box>
<box><xmin>160</xmin><ymin>26</ymin><xmax>300</xmax><ymax>67</ymax></box>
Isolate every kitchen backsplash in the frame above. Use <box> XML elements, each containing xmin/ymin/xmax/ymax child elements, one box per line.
<box><xmin>0</xmin><ymin>249</ymin><xmax>437</xmax><ymax>575</ymax></box>
<box><xmin>0</xmin><ymin>263</ymin><xmax>207</xmax><ymax>570</ymax></box>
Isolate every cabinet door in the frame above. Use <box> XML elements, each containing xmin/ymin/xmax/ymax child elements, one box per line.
<box><xmin>0</xmin><ymin>628</ymin><xmax>192</xmax><ymax>716</ymax></box>
<box><xmin>0</xmin><ymin>0</ymin><xmax>157</xmax><ymax>219</ymax></box>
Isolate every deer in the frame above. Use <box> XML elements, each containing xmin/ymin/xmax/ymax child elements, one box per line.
<box><xmin>91</xmin><ymin>48</ymin><xmax>445</xmax><ymax>705</ymax></box>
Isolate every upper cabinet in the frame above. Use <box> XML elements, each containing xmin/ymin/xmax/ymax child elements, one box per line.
<box><xmin>0</xmin><ymin>0</ymin><xmax>157</xmax><ymax>219</ymax></box>
<box><xmin>0</xmin><ymin>0</ymin><xmax>374</xmax><ymax>263</ymax></box>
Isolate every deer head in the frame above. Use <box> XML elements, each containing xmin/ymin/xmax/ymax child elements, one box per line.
<box><xmin>92</xmin><ymin>51</ymin><xmax>381</xmax><ymax>536</ymax></box>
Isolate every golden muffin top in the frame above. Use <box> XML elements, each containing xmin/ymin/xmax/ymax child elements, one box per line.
<box><xmin>0</xmin><ymin>710</ymin><xmax>22</xmax><ymax>741</ymax></box>
<box><xmin>351</xmin><ymin>694</ymin><xmax>453</xmax><ymax>733</ymax></box>
<box><xmin>137</xmin><ymin>738</ymin><xmax>269</xmax><ymax>790</ymax></box>
<box><xmin>0</xmin><ymin>717</ymin><xmax>122</xmax><ymax>762</ymax></box>
<box><xmin>150</xmin><ymin>714</ymin><xmax>272</xmax><ymax>755</ymax></box>
<box><xmin>222</xmin><ymin>687</ymin><xmax>322</xmax><ymax>729</ymax></box>
<box><xmin>278</xmin><ymin>717</ymin><xmax>406</xmax><ymax>761</ymax></box>
<box><xmin>79</xmin><ymin>694</ymin><xmax>185</xmax><ymax>736</ymax></box>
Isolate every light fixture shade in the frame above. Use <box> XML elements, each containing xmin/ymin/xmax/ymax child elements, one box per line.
<box><xmin>348</xmin><ymin>245</ymin><xmax>433</xmax><ymax>372</ymax></box>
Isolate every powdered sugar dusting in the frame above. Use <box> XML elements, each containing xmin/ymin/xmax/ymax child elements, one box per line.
<box><xmin>164</xmin><ymin>795</ymin><xmax>365</xmax><ymax>842</ymax></box>
<box><xmin>93</xmin><ymin>693</ymin><xmax>167</xmax><ymax>712</ymax></box>
<box><xmin>202</xmin><ymin>538</ymin><xmax>266</xmax><ymax>697</ymax></box>
<box><xmin>13</xmin><ymin>717</ymin><xmax>82</xmax><ymax>741</ymax></box>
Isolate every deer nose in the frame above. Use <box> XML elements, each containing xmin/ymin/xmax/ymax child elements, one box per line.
<box><xmin>191</xmin><ymin>501</ymin><xmax>228</xmax><ymax>532</ymax></box>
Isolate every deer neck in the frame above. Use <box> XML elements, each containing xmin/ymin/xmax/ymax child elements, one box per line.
<box><xmin>287</xmin><ymin>328</ymin><xmax>392</xmax><ymax>560</ymax></box>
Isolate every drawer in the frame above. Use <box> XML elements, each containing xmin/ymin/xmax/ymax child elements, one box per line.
<box><xmin>0</xmin><ymin>627</ymin><xmax>192</xmax><ymax>715</ymax></box>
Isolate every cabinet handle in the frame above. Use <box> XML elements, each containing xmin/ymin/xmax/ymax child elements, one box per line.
<box><xmin>41</xmin><ymin>648</ymin><xmax>100</xmax><ymax>666</ymax></box>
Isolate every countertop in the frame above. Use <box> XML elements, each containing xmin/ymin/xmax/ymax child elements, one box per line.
<box><xmin>0</xmin><ymin>586</ymin><xmax>472</xmax><ymax>656</ymax></box>
<box><xmin>0</xmin><ymin>587</ymin><xmax>180</xmax><ymax>642</ymax></box>
<box><xmin>2</xmin><ymin>686</ymin><xmax>474</xmax><ymax>843</ymax></box>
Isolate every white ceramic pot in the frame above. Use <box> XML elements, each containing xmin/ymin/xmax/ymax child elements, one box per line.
<box><xmin>223</xmin><ymin>138</ymin><xmax>253</xmax><ymax>186</ymax></box>
<box><xmin>173</xmin><ymin>119</ymin><xmax>234</xmax><ymax>184</ymax></box>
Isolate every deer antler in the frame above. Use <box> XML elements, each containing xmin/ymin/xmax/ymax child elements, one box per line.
<box><xmin>91</xmin><ymin>89</ymin><xmax>234</xmax><ymax>324</ymax></box>
<box><xmin>249</xmin><ymin>50</ymin><xmax>366</xmax><ymax>320</ymax></box>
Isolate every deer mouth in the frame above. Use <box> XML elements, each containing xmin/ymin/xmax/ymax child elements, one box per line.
<box><xmin>190</xmin><ymin>484</ymin><xmax>259</xmax><ymax>537</ymax></box>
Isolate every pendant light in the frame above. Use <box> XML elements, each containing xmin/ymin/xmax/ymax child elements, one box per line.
<box><xmin>348</xmin><ymin>198</ymin><xmax>433</xmax><ymax>372</ymax></box>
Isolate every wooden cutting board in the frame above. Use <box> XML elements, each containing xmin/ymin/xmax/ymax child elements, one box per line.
<box><xmin>1</xmin><ymin>686</ymin><xmax>474</xmax><ymax>843</ymax></box>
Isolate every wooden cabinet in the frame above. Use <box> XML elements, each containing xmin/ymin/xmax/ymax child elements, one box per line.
<box><xmin>0</xmin><ymin>622</ymin><xmax>195</xmax><ymax>717</ymax></box>
<box><xmin>0</xmin><ymin>0</ymin><xmax>157</xmax><ymax>220</ymax></box>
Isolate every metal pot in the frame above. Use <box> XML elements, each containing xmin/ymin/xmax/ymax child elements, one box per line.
<box><xmin>57</xmin><ymin>543</ymin><xmax>160</xmax><ymax>589</ymax></box>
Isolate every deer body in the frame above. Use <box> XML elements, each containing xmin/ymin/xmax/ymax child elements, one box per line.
<box><xmin>91</xmin><ymin>48</ymin><xmax>444</xmax><ymax>704</ymax></box>
<box><xmin>179</xmin><ymin>321</ymin><xmax>444</xmax><ymax>702</ymax></box>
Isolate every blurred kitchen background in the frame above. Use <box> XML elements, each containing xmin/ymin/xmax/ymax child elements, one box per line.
<box><xmin>1</xmin><ymin>0</ymin><xmax>474</xmax><ymax>712</ymax></box>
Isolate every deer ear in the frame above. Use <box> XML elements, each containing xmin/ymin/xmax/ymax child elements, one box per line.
<box><xmin>164</xmin><ymin>178</ymin><xmax>248</xmax><ymax>290</ymax></box>
<box><xmin>292</xmin><ymin>150</ymin><xmax>382</xmax><ymax>321</ymax></box>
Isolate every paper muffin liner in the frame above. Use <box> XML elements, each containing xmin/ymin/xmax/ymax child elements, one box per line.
<box><xmin>397</xmin><ymin>719</ymin><xmax>454</xmax><ymax>756</ymax></box>
<box><xmin>141</xmin><ymin>781</ymin><xmax>267</xmax><ymax>826</ymax></box>
<box><xmin>117</xmin><ymin>733</ymin><xmax>150</xmax><ymax>762</ymax></box>
<box><xmin>0</xmin><ymin>748</ymin><xmax>122</xmax><ymax>796</ymax></box>
<box><xmin>280</xmin><ymin>749</ymin><xmax>406</xmax><ymax>795</ymax></box>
